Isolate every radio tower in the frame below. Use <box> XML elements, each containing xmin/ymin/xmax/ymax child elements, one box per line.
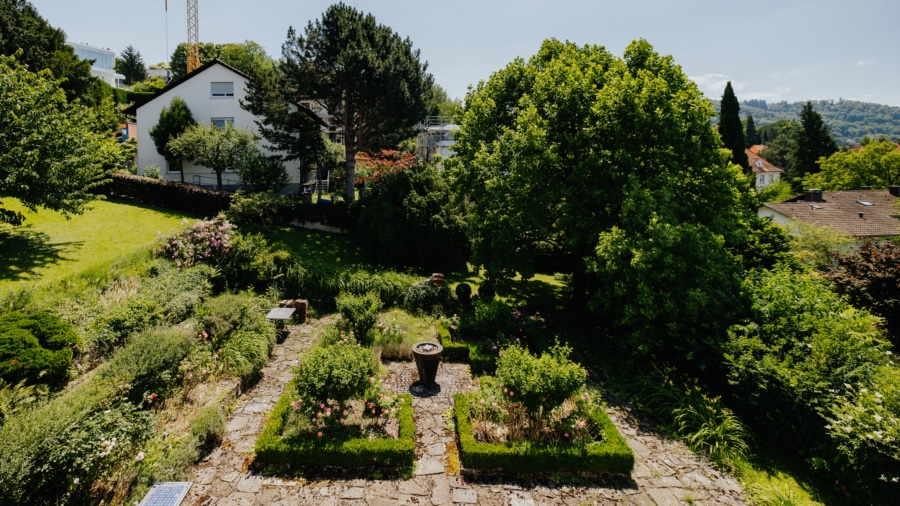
<box><xmin>186</xmin><ymin>0</ymin><xmax>200</xmax><ymax>73</ymax></box>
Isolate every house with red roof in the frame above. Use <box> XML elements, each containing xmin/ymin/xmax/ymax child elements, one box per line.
<box><xmin>746</xmin><ymin>146</ymin><xmax>784</xmax><ymax>189</ymax></box>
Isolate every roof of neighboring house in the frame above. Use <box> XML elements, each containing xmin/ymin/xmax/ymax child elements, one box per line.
<box><xmin>746</xmin><ymin>147</ymin><xmax>783</xmax><ymax>174</ymax></box>
<box><xmin>122</xmin><ymin>59</ymin><xmax>324</xmax><ymax>127</ymax></box>
<box><xmin>761</xmin><ymin>189</ymin><xmax>900</xmax><ymax>237</ymax></box>
<box><xmin>748</xmin><ymin>144</ymin><xmax>766</xmax><ymax>155</ymax></box>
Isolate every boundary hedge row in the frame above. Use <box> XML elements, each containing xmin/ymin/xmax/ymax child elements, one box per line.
<box><xmin>453</xmin><ymin>393</ymin><xmax>634</xmax><ymax>476</ymax></box>
<box><xmin>93</xmin><ymin>172</ymin><xmax>232</xmax><ymax>217</ymax></box>
<box><xmin>255</xmin><ymin>387</ymin><xmax>414</xmax><ymax>469</ymax></box>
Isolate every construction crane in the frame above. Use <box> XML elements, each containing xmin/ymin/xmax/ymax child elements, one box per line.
<box><xmin>186</xmin><ymin>0</ymin><xmax>200</xmax><ymax>73</ymax></box>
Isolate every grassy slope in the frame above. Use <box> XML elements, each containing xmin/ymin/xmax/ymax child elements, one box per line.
<box><xmin>0</xmin><ymin>197</ymin><xmax>196</xmax><ymax>297</ymax></box>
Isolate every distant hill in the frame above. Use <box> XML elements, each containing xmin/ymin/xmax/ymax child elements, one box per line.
<box><xmin>711</xmin><ymin>99</ymin><xmax>900</xmax><ymax>145</ymax></box>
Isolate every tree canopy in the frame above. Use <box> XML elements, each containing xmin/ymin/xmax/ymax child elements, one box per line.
<box><xmin>0</xmin><ymin>0</ymin><xmax>95</xmax><ymax>102</ymax></box>
<box><xmin>116</xmin><ymin>45</ymin><xmax>146</xmax><ymax>85</ymax></box>
<box><xmin>279</xmin><ymin>2</ymin><xmax>433</xmax><ymax>201</ymax></box>
<box><xmin>0</xmin><ymin>53</ymin><xmax>118</xmax><ymax>225</ymax></box>
<box><xmin>803</xmin><ymin>139</ymin><xmax>900</xmax><ymax>190</ymax></box>
<box><xmin>719</xmin><ymin>81</ymin><xmax>749</xmax><ymax>171</ymax></box>
<box><xmin>148</xmin><ymin>96</ymin><xmax>196</xmax><ymax>182</ymax></box>
<box><xmin>168</xmin><ymin>40</ymin><xmax>272</xmax><ymax>80</ymax></box>
<box><xmin>168</xmin><ymin>123</ymin><xmax>259</xmax><ymax>190</ymax></box>
<box><xmin>451</xmin><ymin>39</ymin><xmax>760</xmax><ymax>369</ymax></box>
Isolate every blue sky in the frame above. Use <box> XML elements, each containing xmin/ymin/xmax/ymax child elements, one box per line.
<box><xmin>34</xmin><ymin>0</ymin><xmax>900</xmax><ymax>107</ymax></box>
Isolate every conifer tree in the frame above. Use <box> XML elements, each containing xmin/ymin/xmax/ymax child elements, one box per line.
<box><xmin>719</xmin><ymin>81</ymin><xmax>749</xmax><ymax>172</ymax></box>
<box><xmin>745</xmin><ymin>115</ymin><xmax>761</xmax><ymax>148</ymax></box>
<box><xmin>792</xmin><ymin>101</ymin><xmax>837</xmax><ymax>187</ymax></box>
<box><xmin>149</xmin><ymin>96</ymin><xmax>196</xmax><ymax>182</ymax></box>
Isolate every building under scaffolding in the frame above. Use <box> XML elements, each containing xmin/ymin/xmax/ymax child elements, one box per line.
<box><xmin>415</xmin><ymin>116</ymin><xmax>459</xmax><ymax>166</ymax></box>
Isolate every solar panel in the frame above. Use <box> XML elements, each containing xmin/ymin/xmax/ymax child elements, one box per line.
<box><xmin>139</xmin><ymin>482</ymin><xmax>192</xmax><ymax>506</ymax></box>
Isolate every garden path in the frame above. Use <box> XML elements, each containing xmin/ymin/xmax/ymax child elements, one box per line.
<box><xmin>182</xmin><ymin>321</ymin><xmax>749</xmax><ymax>506</ymax></box>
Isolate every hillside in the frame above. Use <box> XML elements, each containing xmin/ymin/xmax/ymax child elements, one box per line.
<box><xmin>711</xmin><ymin>99</ymin><xmax>900</xmax><ymax>145</ymax></box>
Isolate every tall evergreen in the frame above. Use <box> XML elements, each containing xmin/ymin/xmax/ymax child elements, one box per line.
<box><xmin>745</xmin><ymin>115</ymin><xmax>761</xmax><ymax>148</ymax></box>
<box><xmin>719</xmin><ymin>81</ymin><xmax>749</xmax><ymax>172</ymax></box>
<box><xmin>792</xmin><ymin>101</ymin><xmax>838</xmax><ymax>188</ymax></box>
<box><xmin>149</xmin><ymin>97</ymin><xmax>196</xmax><ymax>182</ymax></box>
<box><xmin>116</xmin><ymin>45</ymin><xmax>146</xmax><ymax>85</ymax></box>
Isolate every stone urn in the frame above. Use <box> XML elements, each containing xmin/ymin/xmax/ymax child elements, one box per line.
<box><xmin>411</xmin><ymin>341</ymin><xmax>443</xmax><ymax>385</ymax></box>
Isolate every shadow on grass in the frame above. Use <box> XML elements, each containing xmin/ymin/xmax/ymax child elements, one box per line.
<box><xmin>0</xmin><ymin>227</ymin><xmax>81</xmax><ymax>281</ymax></box>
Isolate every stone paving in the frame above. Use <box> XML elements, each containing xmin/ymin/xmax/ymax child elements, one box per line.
<box><xmin>182</xmin><ymin>321</ymin><xmax>749</xmax><ymax>505</ymax></box>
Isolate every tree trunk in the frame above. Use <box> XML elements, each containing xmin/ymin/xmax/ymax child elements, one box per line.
<box><xmin>216</xmin><ymin>170</ymin><xmax>223</xmax><ymax>191</ymax></box>
<box><xmin>343</xmin><ymin>101</ymin><xmax>357</xmax><ymax>202</ymax></box>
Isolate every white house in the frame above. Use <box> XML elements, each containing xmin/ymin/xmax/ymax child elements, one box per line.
<box><xmin>125</xmin><ymin>60</ymin><xmax>317</xmax><ymax>193</ymax></box>
<box><xmin>747</xmin><ymin>146</ymin><xmax>783</xmax><ymax>189</ymax></box>
<box><xmin>68</xmin><ymin>41</ymin><xmax>125</xmax><ymax>87</ymax></box>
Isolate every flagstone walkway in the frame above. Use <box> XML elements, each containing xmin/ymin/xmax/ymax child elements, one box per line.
<box><xmin>182</xmin><ymin>321</ymin><xmax>748</xmax><ymax>505</ymax></box>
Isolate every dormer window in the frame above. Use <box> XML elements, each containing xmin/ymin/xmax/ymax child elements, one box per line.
<box><xmin>211</xmin><ymin>82</ymin><xmax>234</xmax><ymax>98</ymax></box>
<box><xmin>755</xmin><ymin>160</ymin><xmax>763</xmax><ymax>168</ymax></box>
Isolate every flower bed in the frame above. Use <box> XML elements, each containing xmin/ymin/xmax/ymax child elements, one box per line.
<box><xmin>454</xmin><ymin>392</ymin><xmax>634</xmax><ymax>476</ymax></box>
<box><xmin>255</xmin><ymin>385</ymin><xmax>414</xmax><ymax>469</ymax></box>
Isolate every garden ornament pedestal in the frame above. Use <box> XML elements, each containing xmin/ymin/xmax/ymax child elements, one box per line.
<box><xmin>412</xmin><ymin>341</ymin><xmax>443</xmax><ymax>385</ymax></box>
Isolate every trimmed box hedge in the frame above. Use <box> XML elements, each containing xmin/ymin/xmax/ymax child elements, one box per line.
<box><xmin>255</xmin><ymin>385</ymin><xmax>414</xmax><ymax>469</ymax></box>
<box><xmin>438</xmin><ymin>324</ymin><xmax>497</xmax><ymax>375</ymax></box>
<box><xmin>454</xmin><ymin>393</ymin><xmax>634</xmax><ymax>476</ymax></box>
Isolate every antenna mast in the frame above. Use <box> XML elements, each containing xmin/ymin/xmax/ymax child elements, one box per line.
<box><xmin>186</xmin><ymin>0</ymin><xmax>200</xmax><ymax>73</ymax></box>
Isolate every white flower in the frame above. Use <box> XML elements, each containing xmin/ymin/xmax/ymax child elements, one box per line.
<box><xmin>135</xmin><ymin>451</ymin><xmax>145</xmax><ymax>462</ymax></box>
<box><xmin>73</xmin><ymin>478</ymin><xmax>80</xmax><ymax>484</ymax></box>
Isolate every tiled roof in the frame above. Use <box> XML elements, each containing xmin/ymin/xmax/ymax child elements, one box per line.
<box><xmin>762</xmin><ymin>189</ymin><xmax>900</xmax><ymax>237</ymax></box>
<box><xmin>746</xmin><ymin>148</ymin><xmax>783</xmax><ymax>174</ymax></box>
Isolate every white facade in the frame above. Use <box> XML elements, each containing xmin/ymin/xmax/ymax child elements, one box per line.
<box><xmin>68</xmin><ymin>41</ymin><xmax>125</xmax><ymax>87</ymax></box>
<box><xmin>133</xmin><ymin>61</ymin><xmax>304</xmax><ymax>192</ymax></box>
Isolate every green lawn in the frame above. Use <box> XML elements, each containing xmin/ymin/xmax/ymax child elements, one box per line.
<box><xmin>0</xmin><ymin>197</ymin><xmax>197</xmax><ymax>297</ymax></box>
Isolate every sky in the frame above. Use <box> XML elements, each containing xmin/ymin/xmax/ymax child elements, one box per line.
<box><xmin>33</xmin><ymin>0</ymin><xmax>900</xmax><ymax>107</ymax></box>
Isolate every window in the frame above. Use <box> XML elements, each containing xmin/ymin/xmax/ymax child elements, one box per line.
<box><xmin>211</xmin><ymin>117</ymin><xmax>234</xmax><ymax>129</ymax></box>
<box><xmin>211</xmin><ymin>82</ymin><xmax>234</xmax><ymax>97</ymax></box>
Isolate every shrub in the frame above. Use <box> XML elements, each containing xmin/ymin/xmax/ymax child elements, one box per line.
<box><xmin>726</xmin><ymin>266</ymin><xmax>896</xmax><ymax>501</ymax></box>
<box><xmin>403</xmin><ymin>279</ymin><xmax>452</xmax><ymax>316</ymax></box>
<box><xmin>335</xmin><ymin>291</ymin><xmax>382</xmax><ymax>342</ymax></box>
<box><xmin>226</xmin><ymin>190</ymin><xmax>292</xmax><ymax>230</ymax></box>
<box><xmin>0</xmin><ymin>311</ymin><xmax>78</xmax><ymax>390</ymax></box>
<box><xmin>455</xmin><ymin>282</ymin><xmax>473</xmax><ymax>309</ymax></box>
<box><xmin>461</xmin><ymin>298</ymin><xmax>514</xmax><ymax>338</ymax></box>
<box><xmin>93</xmin><ymin>172</ymin><xmax>233</xmax><ymax>216</ymax></box>
<box><xmin>191</xmin><ymin>406</ymin><xmax>225</xmax><ymax>456</ymax></box>
<box><xmin>163</xmin><ymin>215</ymin><xmax>234</xmax><ymax>268</ymax></box>
<box><xmin>495</xmin><ymin>343</ymin><xmax>585</xmax><ymax>413</ymax></box>
<box><xmin>194</xmin><ymin>292</ymin><xmax>276</xmax><ymax>380</ymax></box>
<box><xmin>143</xmin><ymin>164</ymin><xmax>162</xmax><ymax>179</ymax></box>
<box><xmin>294</xmin><ymin>341</ymin><xmax>375</xmax><ymax>407</ymax></box>
<box><xmin>478</xmin><ymin>280</ymin><xmax>495</xmax><ymax>301</ymax></box>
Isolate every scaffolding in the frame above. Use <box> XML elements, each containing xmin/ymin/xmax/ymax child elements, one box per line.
<box><xmin>415</xmin><ymin>116</ymin><xmax>458</xmax><ymax>162</ymax></box>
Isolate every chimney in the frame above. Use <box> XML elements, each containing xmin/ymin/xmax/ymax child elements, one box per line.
<box><xmin>890</xmin><ymin>185</ymin><xmax>900</xmax><ymax>197</ymax></box>
<box><xmin>805</xmin><ymin>189</ymin><xmax>823</xmax><ymax>202</ymax></box>
<box><xmin>859</xmin><ymin>212</ymin><xmax>865</xmax><ymax>219</ymax></box>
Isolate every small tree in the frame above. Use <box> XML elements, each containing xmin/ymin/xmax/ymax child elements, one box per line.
<box><xmin>148</xmin><ymin>96</ymin><xmax>196</xmax><ymax>182</ymax></box>
<box><xmin>719</xmin><ymin>81</ymin><xmax>749</xmax><ymax>172</ymax></box>
<box><xmin>168</xmin><ymin>123</ymin><xmax>258</xmax><ymax>190</ymax></box>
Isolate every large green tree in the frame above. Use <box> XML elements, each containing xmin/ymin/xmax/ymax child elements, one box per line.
<box><xmin>148</xmin><ymin>96</ymin><xmax>196</xmax><ymax>182</ymax></box>
<box><xmin>758</xmin><ymin>118</ymin><xmax>801</xmax><ymax>171</ymax></box>
<box><xmin>0</xmin><ymin>54</ymin><xmax>117</xmax><ymax>225</ymax></box>
<box><xmin>803</xmin><ymin>139</ymin><xmax>900</xmax><ymax>190</ymax></box>
<box><xmin>168</xmin><ymin>123</ymin><xmax>258</xmax><ymax>190</ymax></box>
<box><xmin>451</xmin><ymin>39</ymin><xmax>758</xmax><ymax>368</ymax></box>
<box><xmin>168</xmin><ymin>40</ymin><xmax>272</xmax><ymax>80</ymax></box>
<box><xmin>167</xmin><ymin>42</ymin><xmax>220</xmax><ymax>80</ymax></box>
<box><xmin>0</xmin><ymin>0</ymin><xmax>94</xmax><ymax>102</ymax></box>
<box><xmin>279</xmin><ymin>2</ymin><xmax>433</xmax><ymax>201</ymax></box>
<box><xmin>115</xmin><ymin>45</ymin><xmax>146</xmax><ymax>85</ymax></box>
<box><xmin>791</xmin><ymin>101</ymin><xmax>838</xmax><ymax>187</ymax></box>
<box><xmin>719</xmin><ymin>81</ymin><xmax>749</xmax><ymax>172</ymax></box>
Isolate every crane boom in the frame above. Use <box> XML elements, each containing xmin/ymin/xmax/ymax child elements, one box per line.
<box><xmin>186</xmin><ymin>0</ymin><xmax>200</xmax><ymax>73</ymax></box>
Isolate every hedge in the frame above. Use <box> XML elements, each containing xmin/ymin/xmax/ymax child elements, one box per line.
<box><xmin>92</xmin><ymin>172</ymin><xmax>232</xmax><ymax>217</ymax></box>
<box><xmin>255</xmin><ymin>386</ymin><xmax>414</xmax><ymax>469</ymax></box>
<box><xmin>437</xmin><ymin>323</ymin><xmax>496</xmax><ymax>375</ymax></box>
<box><xmin>453</xmin><ymin>393</ymin><xmax>634</xmax><ymax>476</ymax></box>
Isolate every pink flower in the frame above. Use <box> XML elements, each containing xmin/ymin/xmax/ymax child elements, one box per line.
<box><xmin>491</xmin><ymin>402</ymin><xmax>497</xmax><ymax>408</ymax></box>
<box><xmin>479</xmin><ymin>399</ymin><xmax>486</xmax><ymax>405</ymax></box>
<box><xmin>320</xmin><ymin>403</ymin><xmax>325</xmax><ymax>409</ymax></box>
<box><xmin>564</xmin><ymin>433</ymin><xmax>570</xmax><ymax>438</ymax></box>
<box><xmin>317</xmin><ymin>432</ymin><xmax>323</xmax><ymax>438</ymax></box>
<box><xmin>340</xmin><ymin>418</ymin><xmax>345</xmax><ymax>424</ymax></box>
<box><xmin>577</xmin><ymin>420</ymin><xmax>586</xmax><ymax>429</ymax></box>
<box><xmin>509</xmin><ymin>391</ymin><xmax>514</xmax><ymax>397</ymax></box>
